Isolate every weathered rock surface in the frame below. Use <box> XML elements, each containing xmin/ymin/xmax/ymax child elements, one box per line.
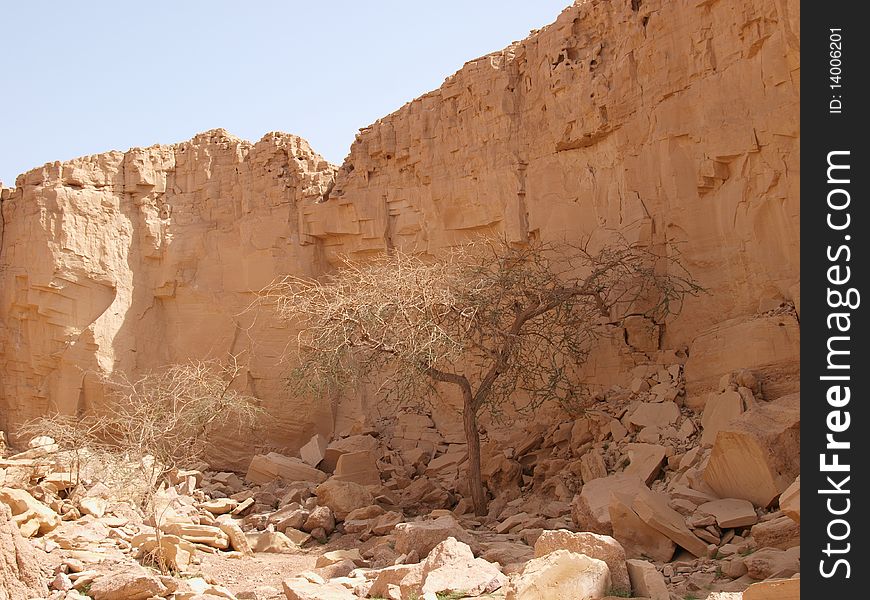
<box><xmin>703</xmin><ymin>394</ymin><xmax>800</xmax><ymax>507</ymax></box>
<box><xmin>504</xmin><ymin>550</ymin><xmax>611</xmax><ymax>600</ymax></box>
<box><xmin>534</xmin><ymin>529</ymin><xmax>630</xmax><ymax>594</ymax></box>
<box><xmin>1</xmin><ymin>503</ymin><xmax>49</xmax><ymax>600</ymax></box>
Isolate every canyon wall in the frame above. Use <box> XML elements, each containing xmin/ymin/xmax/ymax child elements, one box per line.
<box><xmin>0</xmin><ymin>0</ymin><xmax>800</xmax><ymax>465</ymax></box>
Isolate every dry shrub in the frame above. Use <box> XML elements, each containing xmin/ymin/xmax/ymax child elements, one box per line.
<box><xmin>21</xmin><ymin>357</ymin><xmax>263</xmax><ymax>510</ymax></box>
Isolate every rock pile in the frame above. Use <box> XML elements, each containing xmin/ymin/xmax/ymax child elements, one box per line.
<box><xmin>0</xmin><ymin>358</ymin><xmax>800</xmax><ymax>600</ymax></box>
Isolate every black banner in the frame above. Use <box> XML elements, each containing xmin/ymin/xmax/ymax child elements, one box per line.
<box><xmin>803</xmin><ymin>2</ymin><xmax>868</xmax><ymax>596</ymax></box>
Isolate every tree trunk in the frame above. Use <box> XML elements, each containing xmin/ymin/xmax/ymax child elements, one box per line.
<box><xmin>463</xmin><ymin>399</ymin><xmax>487</xmax><ymax>516</ymax></box>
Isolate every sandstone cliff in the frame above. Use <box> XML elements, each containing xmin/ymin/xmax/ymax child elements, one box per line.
<box><xmin>0</xmin><ymin>0</ymin><xmax>800</xmax><ymax>465</ymax></box>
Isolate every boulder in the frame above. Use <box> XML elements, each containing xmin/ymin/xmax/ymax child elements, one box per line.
<box><xmin>300</xmin><ymin>434</ymin><xmax>328</xmax><ymax>467</ymax></box>
<box><xmin>367</xmin><ymin>563</ymin><xmax>424</xmax><ymax>598</ymax></box>
<box><xmin>631</xmin><ymin>487</ymin><xmax>708</xmax><ymax>558</ymax></box>
<box><xmin>302</xmin><ymin>506</ymin><xmax>335</xmax><ymax>534</ymax></box>
<box><xmin>416</xmin><ymin>537</ymin><xmax>506</xmax><ymax>597</ymax></box>
<box><xmin>0</xmin><ymin>486</ymin><xmax>61</xmax><ymax>537</ymax></box>
<box><xmin>579</xmin><ymin>450</ymin><xmax>608</xmax><ymax>483</ymax></box>
<box><xmin>742</xmin><ymin>577</ymin><xmax>800</xmax><ymax>600</ymax></box>
<box><xmin>314</xmin><ymin>479</ymin><xmax>374</xmax><ymax>521</ymax></box>
<box><xmin>534</xmin><ymin>530</ymin><xmax>630</xmax><ymax>594</ymax></box>
<box><xmin>750</xmin><ymin>514</ymin><xmax>800</xmax><ymax>550</ymax></box>
<box><xmin>779</xmin><ymin>476</ymin><xmax>800</xmax><ymax>523</ymax></box>
<box><xmin>609</xmin><ymin>492</ymin><xmax>675</xmax><ymax>562</ymax></box>
<box><xmin>333</xmin><ymin>451</ymin><xmax>380</xmax><ymax>486</ymax></box>
<box><xmin>504</xmin><ymin>550</ymin><xmax>611</xmax><ymax>600</ymax></box>
<box><xmin>627</xmin><ymin>402</ymin><xmax>680</xmax><ymax>429</ymax></box>
<box><xmin>394</xmin><ymin>515</ymin><xmax>478</xmax><ymax>557</ymax></box>
<box><xmin>1</xmin><ymin>503</ymin><xmax>49</xmax><ymax>599</ymax></box>
<box><xmin>626</xmin><ymin>559</ymin><xmax>669</xmax><ymax>600</ymax></box>
<box><xmin>703</xmin><ymin>394</ymin><xmax>800</xmax><ymax>507</ymax></box>
<box><xmin>160</xmin><ymin>522</ymin><xmax>229</xmax><ymax>549</ymax></box>
<box><xmin>132</xmin><ymin>533</ymin><xmax>197</xmax><ymax>572</ymax></box>
<box><xmin>246</xmin><ymin>530</ymin><xmax>301</xmax><ymax>553</ymax></box>
<box><xmin>624</xmin><ymin>444</ymin><xmax>667</xmax><ymax>485</ymax></box>
<box><xmin>697</xmin><ymin>498</ymin><xmax>758</xmax><ymax>528</ymax></box>
<box><xmin>200</xmin><ymin>498</ymin><xmax>238</xmax><ymax>515</ymax></box>
<box><xmin>89</xmin><ymin>570</ymin><xmax>169</xmax><ymax>600</ymax></box>
<box><xmin>216</xmin><ymin>517</ymin><xmax>253</xmax><ymax>555</ymax></box>
<box><xmin>282</xmin><ymin>577</ymin><xmax>355</xmax><ymax>600</ymax></box>
<box><xmin>245</xmin><ymin>452</ymin><xmax>327</xmax><ymax>485</ymax></box>
<box><xmin>571</xmin><ymin>473</ymin><xmax>646</xmax><ymax>535</ymax></box>
<box><xmin>743</xmin><ymin>547</ymin><xmax>800</xmax><ymax>580</ymax></box>
<box><xmin>322</xmin><ymin>435</ymin><xmax>379</xmax><ymax>473</ymax></box>
<box><xmin>315</xmin><ymin>549</ymin><xmax>364</xmax><ymax>568</ymax></box>
<box><xmin>700</xmin><ymin>391</ymin><xmax>744</xmax><ymax>446</ymax></box>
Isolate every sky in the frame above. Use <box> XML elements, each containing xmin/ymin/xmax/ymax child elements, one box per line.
<box><xmin>0</xmin><ymin>1</ymin><xmax>570</xmax><ymax>186</ymax></box>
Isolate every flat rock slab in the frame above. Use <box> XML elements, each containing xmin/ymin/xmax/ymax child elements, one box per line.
<box><xmin>697</xmin><ymin>498</ymin><xmax>758</xmax><ymax>528</ymax></box>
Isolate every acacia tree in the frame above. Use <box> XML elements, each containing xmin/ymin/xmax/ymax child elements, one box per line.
<box><xmin>264</xmin><ymin>238</ymin><xmax>700</xmax><ymax>515</ymax></box>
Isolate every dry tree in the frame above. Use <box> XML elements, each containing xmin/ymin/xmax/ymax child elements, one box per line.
<box><xmin>262</xmin><ymin>237</ymin><xmax>701</xmax><ymax>515</ymax></box>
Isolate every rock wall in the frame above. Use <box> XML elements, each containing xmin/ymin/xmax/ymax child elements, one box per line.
<box><xmin>0</xmin><ymin>0</ymin><xmax>800</xmax><ymax>465</ymax></box>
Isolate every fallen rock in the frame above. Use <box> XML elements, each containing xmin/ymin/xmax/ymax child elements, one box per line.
<box><xmin>247</xmin><ymin>530</ymin><xmax>302</xmax><ymax>553</ymax></box>
<box><xmin>333</xmin><ymin>451</ymin><xmax>381</xmax><ymax>486</ymax></box>
<box><xmin>624</xmin><ymin>443</ymin><xmax>667</xmax><ymax>485</ymax></box>
<box><xmin>315</xmin><ymin>549</ymin><xmax>365</xmax><ymax>568</ymax></box>
<box><xmin>303</xmin><ymin>505</ymin><xmax>335</xmax><ymax>534</ymax></box>
<box><xmin>417</xmin><ymin>537</ymin><xmax>506</xmax><ymax>597</ymax></box>
<box><xmin>579</xmin><ymin>450</ymin><xmax>608</xmax><ymax>483</ymax></box>
<box><xmin>394</xmin><ymin>515</ymin><xmax>478</xmax><ymax>557</ymax></box>
<box><xmin>132</xmin><ymin>533</ymin><xmax>196</xmax><ymax>572</ymax></box>
<box><xmin>367</xmin><ymin>563</ymin><xmax>424</xmax><ymax>598</ymax></box>
<box><xmin>779</xmin><ymin>476</ymin><xmax>800</xmax><ymax>523</ymax></box>
<box><xmin>609</xmin><ymin>492</ymin><xmax>675</xmax><ymax>562</ymax></box>
<box><xmin>626</xmin><ymin>559</ymin><xmax>669</xmax><ymax>600</ymax></box>
<box><xmin>743</xmin><ymin>577</ymin><xmax>800</xmax><ymax>600</ymax></box>
<box><xmin>703</xmin><ymin>393</ymin><xmax>800</xmax><ymax>507</ymax></box>
<box><xmin>300</xmin><ymin>434</ymin><xmax>328</xmax><ymax>467</ymax></box>
<box><xmin>1</xmin><ymin>503</ymin><xmax>49</xmax><ymax>599</ymax></box>
<box><xmin>628</xmin><ymin>402</ymin><xmax>680</xmax><ymax>429</ymax></box>
<box><xmin>571</xmin><ymin>473</ymin><xmax>646</xmax><ymax>535</ymax></box>
<box><xmin>697</xmin><ymin>498</ymin><xmax>758</xmax><ymax>528</ymax></box>
<box><xmin>246</xmin><ymin>452</ymin><xmax>327</xmax><ymax>486</ymax></box>
<box><xmin>700</xmin><ymin>390</ymin><xmax>744</xmax><ymax>446</ymax></box>
<box><xmin>216</xmin><ymin>517</ymin><xmax>253</xmax><ymax>555</ymax></box>
<box><xmin>89</xmin><ymin>569</ymin><xmax>169</xmax><ymax>600</ymax></box>
<box><xmin>282</xmin><ymin>577</ymin><xmax>355</xmax><ymax>600</ymax></box>
<box><xmin>0</xmin><ymin>486</ymin><xmax>61</xmax><ymax>537</ymax></box>
<box><xmin>750</xmin><ymin>514</ymin><xmax>800</xmax><ymax>550</ymax></box>
<box><xmin>200</xmin><ymin>498</ymin><xmax>239</xmax><ymax>515</ymax></box>
<box><xmin>744</xmin><ymin>547</ymin><xmax>800</xmax><ymax>580</ymax></box>
<box><xmin>160</xmin><ymin>522</ymin><xmax>229</xmax><ymax>549</ymax></box>
<box><xmin>632</xmin><ymin>487</ymin><xmax>708</xmax><ymax>558</ymax></box>
<box><xmin>504</xmin><ymin>550</ymin><xmax>611</xmax><ymax>600</ymax></box>
<box><xmin>314</xmin><ymin>479</ymin><xmax>374</xmax><ymax>520</ymax></box>
<box><xmin>534</xmin><ymin>529</ymin><xmax>630</xmax><ymax>594</ymax></box>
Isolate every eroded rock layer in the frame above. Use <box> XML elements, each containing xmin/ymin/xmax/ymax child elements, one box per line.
<box><xmin>0</xmin><ymin>0</ymin><xmax>800</xmax><ymax>464</ymax></box>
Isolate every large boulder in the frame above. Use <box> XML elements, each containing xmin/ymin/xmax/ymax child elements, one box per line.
<box><xmin>504</xmin><ymin>550</ymin><xmax>611</xmax><ymax>600</ymax></box>
<box><xmin>571</xmin><ymin>473</ymin><xmax>646</xmax><ymax>535</ymax></box>
<box><xmin>0</xmin><ymin>487</ymin><xmax>61</xmax><ymax>537</ymax></box>
<box><xmin>626</xmin><ymin>559</ymin><xmax>669</xmax><ymax>600</ymax></box>
<box><xmin>416</xmin><ymin>537</ymin><xmax>506</xmax><ymax>597</ymax></box>
<box><xmin>631</xmin><ymin>487</ymin><xmax>708</xmax><ymax>558</ymax></box>
<box><xmin>394</xmin><ymin>515</ymin><xmax>478</xmax><ymax>557</ymax></box>
<box><xmin>88</xmin><ymin>569</ymin><xmax>169</xmax><ymax>600</ymax></box>
<box><xmin>608</xmin><ymin>491</ymin><xmax>675</xmax><ymax>562</ymax></box>
<box><xmin>282</xmin><ymin>577</ymin><xmax>355</xmax><ymax>600</ymax></box>
<box><xmin>314</xmin><ymin>479</ymin><xmax>374</xmax><ymax>521</ymax></box>
<box><xmin>1</xmin><ymin>503</ymin><xmax>49</xmax><ymax>600</ymax></box>
<box><xmin>534</xmin><ymin>530</ymin><xmax>630</xmax><ymax>594</ymax></box>
<box><xmin>245</xmin><ymin>452</ymin><xmax>327</xmax><ymax>485</ymax></box>
<box><xmin>703</xmin><ymin>393</ymin><xmax>800</xmax><ymax>507</ymax></box>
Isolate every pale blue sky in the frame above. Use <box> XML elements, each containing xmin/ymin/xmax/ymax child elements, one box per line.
<box><xmin>0</xmin><ymin>1</ymin><xmax>570</xmax><ymax>185</ymax></box>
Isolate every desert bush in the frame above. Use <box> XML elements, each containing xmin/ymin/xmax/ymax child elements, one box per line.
<box><xmin>21</xmin><ymin>357</ymin><xmax>263</xmax><ymax>510</ymax></box>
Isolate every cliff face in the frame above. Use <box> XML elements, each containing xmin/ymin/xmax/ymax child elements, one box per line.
<box><xmin>0</xmin><ymin>0</ymin><xmax>800</xmax><ymax>464</ymax></box>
